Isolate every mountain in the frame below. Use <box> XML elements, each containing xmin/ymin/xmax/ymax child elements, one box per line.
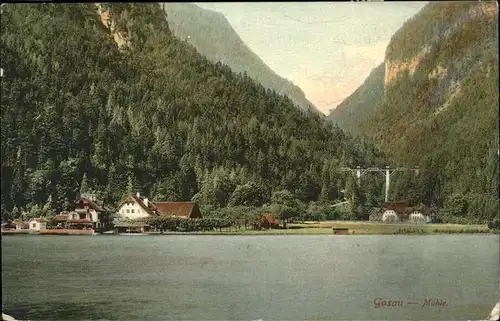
<box><xmin>331</xmin><ymin>2</ymin><xmax>499</xmax><ymax>223</ymax></box>
<box><xmin>0</xmin><ymin>3</ymin><xmax>381</xmax><ymax>220</ymax></box>
<box><xmin>327</xmin><ymin>63</ymin><xmax>385</xmax><ymax>134</ymax></box>
<box><xmin>161</xmin><ymin>3</ymin><xmax>322</xmax><ymax>115</ymax></box>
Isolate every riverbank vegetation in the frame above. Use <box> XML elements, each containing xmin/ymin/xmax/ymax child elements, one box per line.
<box><xmin>1</xmin><ymin>3</ymin><xmax>497</xmax><ymax>228</ymax></box>
<box><xmin>125</xmin><ymin>214</ymin><xmax>491</xmax><ymax>235</ymax></box>
<box><xmin>1</xmin><ymin>3</ymin><xmax>385</xmax><ymax>224</ymax></box>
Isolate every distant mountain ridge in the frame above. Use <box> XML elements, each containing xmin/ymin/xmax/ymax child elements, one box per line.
<box><xmin>161</xmin><ymin>3</ymin><xmax>322</xmax><ymax>115</ymax></box>
<box><xmin>327</xmin><ymin>63</ymin><xmax>385</xmax><ymax>134</ymax></box>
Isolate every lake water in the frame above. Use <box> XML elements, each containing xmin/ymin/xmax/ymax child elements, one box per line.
<box><xmin>1</xmin><ymin>235</ymin><xmax>498</xmax><ymax>320</ymax></box>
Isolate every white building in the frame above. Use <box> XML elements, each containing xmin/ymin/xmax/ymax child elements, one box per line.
<box><xmin>28</xmin><ymin>218</ymin><xmax>48</xmax><ymax>231</ymax></box>
<box><xmin>409</xmin><ymin>211</ymin><xmax>428</xmax><ymax>223</ymax></box>
<box><xmin>382</xmin><ymin>210</ymin><xmax>400</xmax><ymax>222</ymax></box>
<box><xmin>54</xmin><ymin>196</ymin><xmax>111</xmax><ymax>230</ymax></box>
<box><xmin>115</xmin><ymin>192</ymin><xmax>202</xmax><ymax>222</ymax></box>
<box><xmin>116</xmin><ymin>192</ymin><xmax>156</xmax><ymax>220</ymax></box>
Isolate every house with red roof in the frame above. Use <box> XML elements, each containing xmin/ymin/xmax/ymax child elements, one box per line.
<box><xmin>55</xmin><ymin>194</ymin><xmax>112</xmax><ymax>231</ymax></box>
<box><xmin>154</xmin><ymin>201</ymin><xmax>202</xmax><ymax>218</ymax></box>
<box><xmin>116</xmin><ymin>192</ymin><xmax>202</xmax><ymax>221</ymax></box>
<box><xmin>259</xmin><ymin>213</ymin><xmax>279</xmax><ymax>229</ymax></box>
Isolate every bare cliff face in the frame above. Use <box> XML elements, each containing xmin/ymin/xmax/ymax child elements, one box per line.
<box><xmin>95</xmin><ymin>4</ymin><xmax>131</xmax><ymax>51</ymax></box>
<box><xmin>384</xmin><ymin>2</ymin><xmax>498</xmax><ymax>91</ymax></box>
<box><xmin>328</xmin><ymin>1</ymin><xmax>498</xmax><ymax>216</ymax></box>
<box><xmin>328</xmin><ymin>2</ymin><xmax>498</xmax><ymax>136</ymax></box>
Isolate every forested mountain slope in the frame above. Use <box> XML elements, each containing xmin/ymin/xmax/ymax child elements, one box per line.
<box><xmin>327</xmin><ymin>63</ymin><xmax>385</xmax><ymax>134</ymax></box>
<box><xmin>0</xmin><ymin>3</ymin><xmax>381</xmax><ymax>219</ymax></box>
<box><xmin>352</xmin><ymin>2</ymin><xmax>498</xmax><ymax>223</ymax></box>
<box><xmin>161</xmin><ymin>3</ymin><xmax>321</xmax><ymax>115</ymax></box>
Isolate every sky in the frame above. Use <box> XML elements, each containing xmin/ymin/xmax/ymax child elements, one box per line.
<box><xmin>195</xmin><ymin>2</ymin><xmax>427</xmax><ymax>114</ymax></box>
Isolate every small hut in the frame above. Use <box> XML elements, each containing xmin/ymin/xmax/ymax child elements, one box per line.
<box><xmin>28</xmin><ymin>218</ymin><xmax>49</xmax><ymax>231</ymax></box>
<box><xmin>332</xmin><ymin>228</ymin><xmax>349</xmax><ymax>235</ymax></box>
<box><xmin>259</xmin><ymin>214</ymin><xmax>279</xmax><ymax>229</ymax></box>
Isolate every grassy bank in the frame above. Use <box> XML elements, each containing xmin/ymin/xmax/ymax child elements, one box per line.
<box><xmin>146</xmin><ymin>221</ymin><xmax>492</xmax><ymax>235</ymax></box>
<box><xmin>3</xmin><ymin>222</ymin><xmax>493</xmax><ymax>236</ymax></box>
<box><xmin>289</xmin><ymin>221</ymin><xmax>491</xmax><ymax>235</ymax></box>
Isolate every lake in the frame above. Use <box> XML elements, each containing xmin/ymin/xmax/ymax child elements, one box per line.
<box><xmin>1</xmin><ymin>235</ymin><xmax>498</xmax><ymax>320</ymax></box>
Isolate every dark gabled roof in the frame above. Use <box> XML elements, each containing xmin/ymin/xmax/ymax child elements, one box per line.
<box><xmin>55</xmin><ymin>215</ymin><xmax>69</xmax><ymax>222</ymax></box>
<box><xmin>79</xmin><ymin>197</ymin><xmax>105</xmax><ymax>212</ymax></box>
<box><xmin>132</xmin><ymin>195</ymin><xmax>158</xmax><ymax>215</ymax></box>
<box><xmin>382</xmin><ymin>201</ymin><xmax>410</xmax><ymax>215</ymax></box>
<box><xmin>71</xmin><ymin>197</ymin><xmax>105</xmax><ymax>212</ymax></box>
<box><xmin>153</xmin><ymin>202</ymin><xmax>197</xmax><ymax>218</ymax></box>
<box><xmin>380</xmin><ymin>202</ymin><xmax>433</xmax><ymax>216</ymax></box>
<box><xmin>68</xmin><ymin>219</ymin><xmax>93</xmax><ymax>224</ymax></box>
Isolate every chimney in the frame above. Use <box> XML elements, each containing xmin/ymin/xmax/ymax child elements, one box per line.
<box><xmin>136</xmin><ymin>192</ymin><xmax>140</xmax><ymax>198</ymax></box>
<box><xmin>144</xmin><ymin>198</ymin><xmax>149</xmax><ymax>207</ymax></box>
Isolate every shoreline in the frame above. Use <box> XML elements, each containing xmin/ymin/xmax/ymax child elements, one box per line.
<box><xmin>2</xmin><ymin>230</ymin><xmax>495</xmax><ymax>236</ymax></box>
<box><xmin>2</xmin><ymin>222</ymin><xmax>493</xmax><ymax>236</ymax></box>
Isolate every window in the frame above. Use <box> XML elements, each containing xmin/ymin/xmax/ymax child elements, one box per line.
<box><xmin>32</xmin><ymin>223</ymin><xmax>36</xmax><ymax>228</ymax></box>
<box><xmin>126</xmin><ymin>209</ymin><xmax>130</xmax><ymax>213</ymax></box>
<box><xmin>131</xmin><ymin>209</ymin><xmax>134</xmax><ymax>213</ymax></box>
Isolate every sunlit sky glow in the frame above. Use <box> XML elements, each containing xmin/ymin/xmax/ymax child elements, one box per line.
<box><xmin>196</xmin><ymin>2</ymin><xmax>427</xmax><ymax>114</ymax></box>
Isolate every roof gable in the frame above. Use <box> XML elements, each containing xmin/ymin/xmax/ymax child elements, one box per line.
<box><xmin>118</xmin><ymin>195</ymin><xmax>158</xmax><ymax>215</ymax></box>
<box><xmin>260</xmin><ymin>214</ymin><xmax>278</xmax><ymax>224</ymax></box>
<box><xmin>382</xmin><ymin>201</ymin><xmax>409</xmax><ymax>215</ymax></box>
<box><xmin>72</xmin><ymin>197</ymin><xmax>105</xmax><ymax>212</ymax></box>
<box><xmin>79</xmin><ymin>197</ymin><xmax>105</xmax><ymax>212</ymax></box>
<box><xmin>153</xmin><ymin>202</ymin><xmax>197</xmax><ymax>217</ymax></box>
<box><xmin>55</xmin><ymin>215</ymin><xmax>69</xmax><ymax>221</ymax></box>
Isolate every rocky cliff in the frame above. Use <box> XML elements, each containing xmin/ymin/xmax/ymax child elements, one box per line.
<box><xmin>384</xmin><ymin>2</ymin><xmax>498</xmax><ymax>95</ymax></box>
<box><xmin>328</xmin><ymin>1</ymin><xmax>499</xmax><ymax>222</ymax></box>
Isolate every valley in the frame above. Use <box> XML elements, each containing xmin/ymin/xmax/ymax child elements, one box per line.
<box><xmin>1</xmin><ymin>3</ymin><xmax>499</xmax><ymax>320</ymax></box>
